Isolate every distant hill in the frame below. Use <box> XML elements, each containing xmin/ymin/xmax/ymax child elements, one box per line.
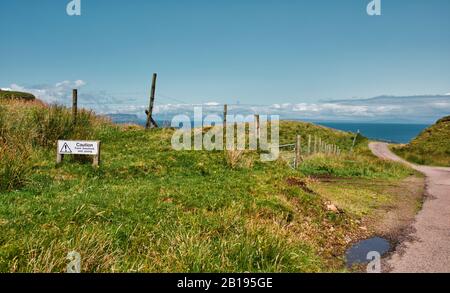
<box><xmin>106</xmin><ymin>113</ymin><xmax>142</xmax><ymax>125</ymax></box>
<box><xmin>392</xmin><ymin>115</ymin><xmax>450</xmax><ymax>166</ymax></box>
<box><xmin>0</xmin><ymin>90</ymin><xmax>35</xmax><ymax>101</ymax></box>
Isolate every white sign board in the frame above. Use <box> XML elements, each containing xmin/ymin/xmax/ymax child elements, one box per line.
<box><xmin>58</xmin><ymin>140</ymin><xmax>100</xmax><ymax>155</ymax></box>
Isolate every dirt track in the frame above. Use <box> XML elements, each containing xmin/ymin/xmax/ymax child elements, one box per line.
<box><xmin>369</xmin><ymin>142</ymin><xmax>450</xmax><ymax>273</ymax></box>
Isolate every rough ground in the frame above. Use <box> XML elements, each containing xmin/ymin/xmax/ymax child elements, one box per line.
<box><xmin>369</xmin><ymin>176</ymin><xmax>424</xmax><ymax>244</ymax></box>
<box><xmin>369</xmin><ymin>142</ymin><xmax>450</xmax><ymax>273</ymax></box>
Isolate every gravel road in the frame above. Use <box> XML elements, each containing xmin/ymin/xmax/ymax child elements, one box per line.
<box><xmin>369</xmin><ymin>142</ymin><xmax>450</xmax><ymax>272</ymax></box>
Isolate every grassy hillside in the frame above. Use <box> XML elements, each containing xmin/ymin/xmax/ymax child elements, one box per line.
<box><xmin>392</xmin><ymin>116</ymin><xmax>450</xmax><ymax>166</ymax></box>
<box><xmin>0</xmin><ymin>99</ymin><xmax>416</xmax><ymax>272</ymax></box>
<box><xmin>0</xmin><ymin>90</ymin><xmax>35</xmax><ymax>101</ymax></box>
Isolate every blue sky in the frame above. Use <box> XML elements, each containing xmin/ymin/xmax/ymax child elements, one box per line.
<box><xmin>1</xmin><ymin>0</ymin><xmax>450</xmax><ymax>122</ymax></box>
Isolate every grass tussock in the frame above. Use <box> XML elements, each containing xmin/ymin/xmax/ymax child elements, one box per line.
<box><xmin>0</xmin><ymin>140</ymin><xmax>32</xmax><ymax>191</ymax></box>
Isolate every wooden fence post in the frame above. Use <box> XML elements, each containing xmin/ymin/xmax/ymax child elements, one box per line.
<box><xmin>295</xmin><ymin>135</ymin><xmax>302</xmax><ymax>169</ymax></box>
<box><xmin>223</xmin><ymin>104</ymin><xmax>228</xmax><ymax>143</ymax></box>
<box><xmin>72</xmin><ymin>89</ymin><xmax>78</xmax><ymax>126</ymax></box>
<box><xmin>223</xmin><ymin>104</ymin><xmax>228</xmax><ymax>126</ymax></box>
<box><xmin>351</xmin><ymin>129</ymin><xmax>360</xmax><ymax>152</ymax></box>
<box><xmin>145</xmin><ymin>73</ymin><xmax>158</xmax><ymax>129</ymax></box>
<box><xmin>308</xmin><ymin>135</ymin><xmax>312</xmax><ymax>156</ymax></box>
<box><xmin>255</xmin><ymin>114</ymin><xmax>260</xmax><ymax>150</ymax></box>
<box><xmin>314</xmin><ymin>136</ymin><xmax>317</xmax><ymax>154</ymax></box>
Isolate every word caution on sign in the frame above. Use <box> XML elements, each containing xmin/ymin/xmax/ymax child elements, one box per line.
<box><xmin>57</xmin><ymin>140</ymin><xmax>101</xmax><ymax>166</ymax></box>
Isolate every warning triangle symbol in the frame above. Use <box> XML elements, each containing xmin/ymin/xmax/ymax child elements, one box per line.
<box><xmin>60</xmin><ymin>143</ymin><xmax>72</xmax><ymax>153</ymax></box>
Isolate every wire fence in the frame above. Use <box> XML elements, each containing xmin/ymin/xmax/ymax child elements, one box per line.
<box><xmin>279</xmin><ymin>134</ymin><xmax>342</xmax><ymax>169</ymax></box>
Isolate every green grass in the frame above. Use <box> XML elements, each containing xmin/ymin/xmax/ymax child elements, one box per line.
<box><xmin>0</xmin><ymin>99</ymin><xmax>416</xmax><ymax>272</ymax></box>
<box><xmin>299</xmin><ymin>141</ymin><xmax>413</xmax><ymax>179</ymax></box>
<box><xmin>312</xmin><ymin>179</ymin><xmax>393</xmax><ymax>217</ymax></box>
<box><xmin>392</xmin><ymin>116</ymin><xmax>450</xmax><ymax>167</ymax></box>
<box><xmin>0</xmin><ymin>90</ymin><xmax>35</xmax><ymax>101</ymax></box>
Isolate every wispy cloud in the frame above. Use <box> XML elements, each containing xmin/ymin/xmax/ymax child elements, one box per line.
<box><xmin>5</xmin><ymin>80</ymin><xmax>87</xmax><ymax>105</ymax></box>
<box><xmin>1</xmin><ymin>81</ymin><xmax>134</xmax><ymax>113</ymax></box>
<box><xmin>3</xmin><ymin>81</ymin><xmax>450</xmax><ymax>123</ymax></box>
<box><xmin>142</xmin><ymin>95</ymin><xmax>450</xmax><ymax>123</ymax></box>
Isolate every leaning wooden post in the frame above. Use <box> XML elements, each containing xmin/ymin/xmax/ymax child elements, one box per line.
<box><xmin>145</xmin><ymin>73</ymin><xmax>158</xmax><ymax>129</ymax></box>
<box><xmin>72</xmin><ymin>89</ymin><xmax>78</xmax><ymax>126</ymax></box>
<box><xmin>295</xmin><ymin>135</ymin><xmax>302</xmax><ymax>169</ymax></box>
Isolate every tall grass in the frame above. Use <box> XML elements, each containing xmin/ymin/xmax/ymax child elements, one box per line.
<box><xmin>299</xmin><ymin>147</ymin><xmax>413</xmax><ymax>179</ymax></box>
<box><xmin>31</xmin><ymin>105</ymin><xmax>96</xmax><ymax>147</ymax></box>
<box><xmin>0</xmin><ymin>99</ymin><xmax>105</xmax><ymax>191</ymax></box>
<box><xmin>0</xmin><ymin>140</ymin><xmax>32</xmax><ymax>191</ymax></box>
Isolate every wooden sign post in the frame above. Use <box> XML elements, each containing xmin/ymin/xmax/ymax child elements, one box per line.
<box><xmin>57</xmin><ymin>140</ymin><xmax>101</xmax><ymax>167</ymax></box>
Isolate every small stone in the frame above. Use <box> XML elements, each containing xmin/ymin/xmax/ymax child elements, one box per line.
<box><xmin>326</xmin><ymin>204</ymin><xmax>339</xmax><ymax>212</ymax></box>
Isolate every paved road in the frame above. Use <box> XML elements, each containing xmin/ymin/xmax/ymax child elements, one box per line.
<box><xmin>369</xmin><ymin>142</ymin><xmax>450</xmax><ymax>273</ymax></box>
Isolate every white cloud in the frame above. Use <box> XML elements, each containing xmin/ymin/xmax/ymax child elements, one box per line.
<box><xmin>203</xmin><ymin>102</ymin><xmax>220</xmax><ymax>106</ymax></box>
<box><xmin>3</xmin><ymin>81</ymin><xmax>450</xmax><ymax>123</ymax></box>
<box><xmin>4</xmin><ymin>80</ymin><xmax>88</xmax><ymax>105</ymax></box>
<box><xmin>445</xmin><ymin>93</ymin><xmax>450</xmax><ymax>96</ymax></box>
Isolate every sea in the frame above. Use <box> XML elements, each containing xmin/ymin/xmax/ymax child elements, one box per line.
<box><xmin>314</xmin><ymin>122</ymin><xmax>429</xmax><ymax>144</ymax></box>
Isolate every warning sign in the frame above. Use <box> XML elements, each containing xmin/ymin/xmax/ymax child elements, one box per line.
<box><xmin>57</xmin><ymin>140</ymin><xmax>99</xmax><ymax>155</ymax></box>
<box><xmin>60</xmin><ymin>143</ymin><xmax>72</xmax><ymax>153</ymax></box>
